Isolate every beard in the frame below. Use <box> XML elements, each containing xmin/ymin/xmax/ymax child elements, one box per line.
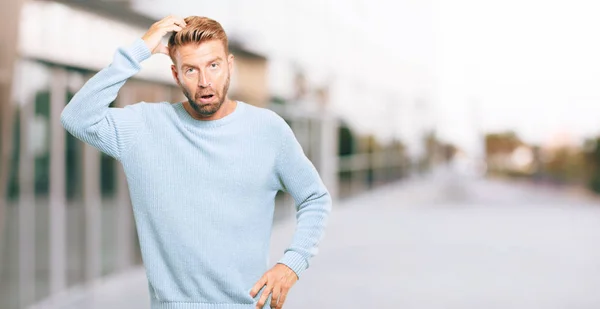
<box><xmin>182</xmin><ymin>73</ymin><xmax>230</xmax><ymax>117</ymax></box>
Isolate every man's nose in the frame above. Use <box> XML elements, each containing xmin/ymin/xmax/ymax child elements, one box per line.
<box><xmin>198</xmin><ymin>72</ymin><xmax>211</xmax><ymax>88</ymax></box>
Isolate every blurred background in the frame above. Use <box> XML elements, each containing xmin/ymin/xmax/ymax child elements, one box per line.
<box><xmin>1</xmin><ymin>0</ymin><xmax>600</xmax><ymax>308</ymax></box>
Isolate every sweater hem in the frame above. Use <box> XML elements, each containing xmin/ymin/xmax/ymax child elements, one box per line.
<box><xmin>151</xmin><ymin>301</ymin><xmax>259</xmax><ymax>309</ymax></box>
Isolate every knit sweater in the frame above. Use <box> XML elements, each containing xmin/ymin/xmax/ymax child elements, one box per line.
<box><xmin>60</xmin><ymin>38</ymin><xmax>332</xmax><ymax>309</ymax></box>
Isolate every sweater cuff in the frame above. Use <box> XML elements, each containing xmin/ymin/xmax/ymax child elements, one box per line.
<box><xmin>127</xmin><ymin>38</ymin><xmax>152</xmax><ymax>63</ymax></box>
<box><xmin>277</xmin><ymin>251</ymin><xmax>308</xmax><ymax>279</ymax></box>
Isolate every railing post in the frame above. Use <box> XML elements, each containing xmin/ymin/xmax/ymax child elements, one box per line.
<box><xmin>82</xmin><ymin>132</ymin><xmax>101</xmax><ymax>282</ymax></box>
<box><xmin>49</xmin><ymin>67</ymin><xmax>67</xmax><ymax>299</ymax></box>
<box><xmin>18</xmin><ymin>80</ymin><xmax>35</xmax><ymax>308</ymax></box>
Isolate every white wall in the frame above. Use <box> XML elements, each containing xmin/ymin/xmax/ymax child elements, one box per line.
<box><xmin>19</xmin><ymin>1</ymin><xmax>175</xmax><ymax>84</ymax></box>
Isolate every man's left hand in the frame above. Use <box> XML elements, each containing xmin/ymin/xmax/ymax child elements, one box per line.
<box><xmin>250</xmin><ymin>263</ymin><xmax>298</xmax><ymax>309</ymax></box>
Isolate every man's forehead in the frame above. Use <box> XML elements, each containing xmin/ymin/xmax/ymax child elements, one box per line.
<box><xmin>175</xmin><ymin>41</ymin><xmax>227</xmax><ymax>62</ymax></box>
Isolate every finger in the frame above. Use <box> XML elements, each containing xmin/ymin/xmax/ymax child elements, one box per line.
<box><xmin>270</xmin><ymin>285</ymin><xmax>281</xmax><ymax>309</ymax></box>
<box><xmin>158</xmin><ymin>15</ymin><xmax>182</xmax><ymax>28</ymax></box>
<box><xmin>257</xmin><ymin>285</ymin><xmax>273</xmax><ymax>309</ymax></box>
<box><xmin>276</xmin><ymin>288</ymin><xmax>289</xmax><ymax>309</ymax></box>
<box><xmin>159</xmin><ymin>25</ymin><xmax>182</xmax><ymax>37</ymax></box>
<box><xmin>167</xmin><ymin>25</ymin><xmax>183</xmax><ymax>33</ymax></box>
<box><xmin>173</xmin><ymin>18</ymin><xmax>187</xmax><ymax>28</ymax></box>
<box><xmin>165</xmin><ymin>15</ymin><xmax>186</xmax><ymax>27</ymax></box>
<box><xmin>164</xmin><ymin>14</ymin><xmax>178</xmax><ymax>23</ymax></box>
<box><xmin>250</xmin><ymin>276</ymin><xmax>267</xmax><ymax>297</ymax></box>
<box><xmin>156</xmin><ymin>15</ymin><xmax>173</xmax><ymax>27</ymax></box>
<box><xmin>156</xmin><ymin>24</ymin><xmax>182</xmax><ymax>36</ymax></box>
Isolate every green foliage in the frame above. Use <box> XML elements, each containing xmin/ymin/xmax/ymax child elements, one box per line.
<box><xmin>585</xmin><ymin>137</ymin><xmax>600</xmax><ymax>194</ymax></box>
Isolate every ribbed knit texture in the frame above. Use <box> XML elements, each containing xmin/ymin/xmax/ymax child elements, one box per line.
<box><xmin>60</xmin><ymin>38</ymin><xmax>332</xmax><ymax>309</ymax></box>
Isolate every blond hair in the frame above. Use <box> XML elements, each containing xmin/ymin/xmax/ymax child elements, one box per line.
<box><xmin>167</xmin><ymin>16</ymin><xmax>229</xmax><ymax>64</ymax></box>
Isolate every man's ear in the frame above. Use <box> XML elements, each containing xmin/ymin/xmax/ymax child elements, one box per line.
<box><xmin>171</xmin><ymin>64</ymin><xmax>179</xmax><ymax>85</ymax></box>
<box><xmin>228</xmin><ymin>54</ymin><xmax>235</xmax><ymax>73</ymax></box>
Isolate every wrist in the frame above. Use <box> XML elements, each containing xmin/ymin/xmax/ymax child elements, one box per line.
<box><xmin>277</xmin><ymin>251</ymin><xmax>308</xmax><ymax>279</ymax></box>
<box><xmin>128</xmin><ymin>38</ymin><xmax>152</xmax><ymax>63</ymax></box>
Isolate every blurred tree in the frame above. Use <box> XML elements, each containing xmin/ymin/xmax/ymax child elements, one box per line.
<box><xmin>337</xmin><ymin>121</ymin><xmax>355</xmax><ymax>156</ymax></box>
<box><xmin>543</xmin><ymin>146</ymin><xmax>585</xmax><ymax>184</ymax></box>
<box><xmin>584</xmin><ymin>137</ymin><xmax>600</xmax><ymax>193</ymax></box>
<box><xmin>484</xmin><ymin>131</ymin><xmax>525</xmax><ymax>174</ymax></box>
<box><xmin>270</xmin><ymin>96</ymin><xmax>286</xmax><ymax>106</ymax></box>
<box><xmin>364</xmin><ymin>135</ymin><xmax>379</xmax><ymax>188</ymax></box>
<box><xmin>485</xmin><ymin>131</ymin><xmax>523</xmax><ymax>156</ymax></box>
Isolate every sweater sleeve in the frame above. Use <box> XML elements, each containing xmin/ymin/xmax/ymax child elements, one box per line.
<box><xmin>275</xmin><ymin>121</ymin><xmax>332</xmax><ymax>279</ymax></box>
<box><xmin>60</xmin><ymin>38</ymin><xmax>152</xmax><ymax>161</ymax></box>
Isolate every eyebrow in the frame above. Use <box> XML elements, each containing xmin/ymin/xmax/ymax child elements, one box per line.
<box><xmin>182</xmin><ymin>57</ymin><xmax>224</xmax><ymax>69</ymax></box>
<box><xmin>181</xmin><ymin>63</ymin><xmax>198</xmax><ymax>69</ymax></box>
<box><xmin>206</xmin><ymin>56</ymin><xmax>224</xmax><ymax>64</ymax></box>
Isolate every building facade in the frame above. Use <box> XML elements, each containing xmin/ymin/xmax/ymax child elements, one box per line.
<box><xmin>0</xmin><ymin>1</ymin><xmax>277</xmax><ymax>308</ymax></box>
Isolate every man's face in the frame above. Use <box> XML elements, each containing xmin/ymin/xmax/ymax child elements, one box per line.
<box><xmin>171</xmin><ymin>40</ymin><xmax>234</xmax><ymax>117</ymax></box>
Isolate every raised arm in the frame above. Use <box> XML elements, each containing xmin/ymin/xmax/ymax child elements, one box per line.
<box><xmin>60</xmin><ymin>15</ymin><xmax>187</xmax><ymax>160</ymax></box>
<box><xmin>60</xmin><ymin>38</ymin><xmax>150</xmax><ymax>160</ymax></box>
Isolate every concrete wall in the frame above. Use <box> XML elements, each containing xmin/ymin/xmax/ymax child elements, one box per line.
<box><xmin>0</xmin><ymin>0</ymin><xmax>23</xmax><ymax>299</ymax></box>
<box><xmin>231</xmin><ymin>55</ymin><xmax>269</xmax><ymax>107</ymax></box>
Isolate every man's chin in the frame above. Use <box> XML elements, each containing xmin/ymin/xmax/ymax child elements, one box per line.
<box><xmin>191</xmin><ymin>101</ymin><xmax>220</xmax><ymax>116</ymax></box>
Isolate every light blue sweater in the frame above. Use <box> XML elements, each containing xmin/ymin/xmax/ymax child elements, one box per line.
<box><xmin>60</xmin><ymin>38</ymin><xmax>332</xmax><ymax>309</ymax></box>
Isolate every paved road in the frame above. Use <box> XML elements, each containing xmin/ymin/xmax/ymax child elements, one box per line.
<box><xmin>45</xmin><ymin>172</ymin><xmax>600</xmax><ymax>309</ymax></box>
<box><xmin>271</xmin><ymin>173</ymin><xmax>600</xmax><ymax>309</ymax></box>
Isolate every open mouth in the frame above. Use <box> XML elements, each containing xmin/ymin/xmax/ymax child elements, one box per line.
<box><xmin>198</xmin><ymin>94</ymin><xmax>216</xmax><ymax>103</ymax></box>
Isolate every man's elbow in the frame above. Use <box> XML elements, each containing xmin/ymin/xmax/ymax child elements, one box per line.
<box><xmin>60</xmin><ymin>103</ymin><xmax>79</xmax><ymax>134</ymax></box>
<box><xmin>321</xmin><ymin>190</ymin><xmax>333</xmax><ymax>214</ymax></box>
<box><xmin>59</xmin><ymin>103</ymin><xmax>84</xmax><ymax>137</ymax></box>
<box><xmin>304</xmin><ymin>189</ymin><xmax>332</xmax><ymax>217</ymax></box>
<box><xmin>59</xmin><ymin>106</ymin><xmax>71</xmax><ymax>130</ymax></box>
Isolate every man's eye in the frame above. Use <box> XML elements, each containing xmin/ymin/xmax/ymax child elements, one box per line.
<box><xmin>186</xmin><ymin>68</ymin><xmax>196</xmax><ymax>73</ymax></box>
<box><xmin>211</xmin><ymin>63</ymin><xmax>218</xmax><ymax>68</ymax></box>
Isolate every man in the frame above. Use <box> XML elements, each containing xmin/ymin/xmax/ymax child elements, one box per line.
<box><xmin>60</xmin><ymin>15</ymin><xmax>332</xmax><ymax>309</ymax></box>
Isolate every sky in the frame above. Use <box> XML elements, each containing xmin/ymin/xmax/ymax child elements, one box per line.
<box><xmin>134</xmin><ymin>0</ymin><xmax>600</xmax><ymax>156</ymax></box>
<box><xmin>433</xmin><ymin>0</ymin><xmax>600</xmax><ymax>153</ymax></box>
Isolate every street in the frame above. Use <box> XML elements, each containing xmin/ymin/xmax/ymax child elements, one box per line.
<box><xmin>271</xmin><ymin>172</ymin><xmax>600</xmax><ymax>308</ymax></box>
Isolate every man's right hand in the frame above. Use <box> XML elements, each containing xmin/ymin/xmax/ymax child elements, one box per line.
<box><xmin>142</xmin><ymin>15</ymin><xmax>187</xmax><ymax>55</ymax></box>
